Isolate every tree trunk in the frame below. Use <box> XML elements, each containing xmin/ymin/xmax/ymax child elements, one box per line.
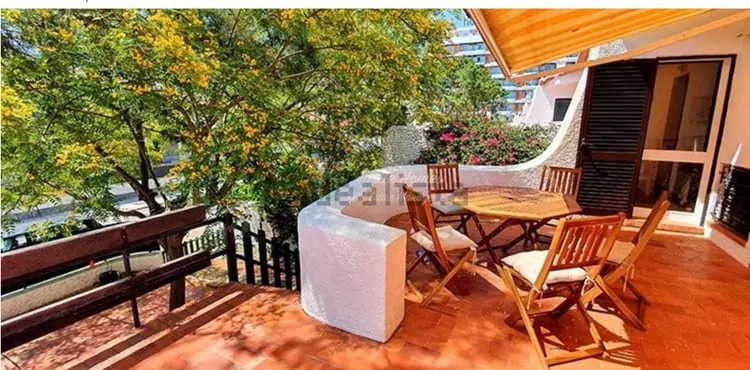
<box><xmin>163</xmin><ymin>233</ymin><xmax>187</xmax><ymax>309</ymax></box>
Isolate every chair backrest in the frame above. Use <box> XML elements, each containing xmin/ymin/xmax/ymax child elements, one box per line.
<box><xmin>402</xmin><ymin>185</ymin><xmax>451</xmax><ymax>268</ymax></box>
<box><xmin>632</xmin><ymin>191</ymin><xmax>670</xmax><ymax>246</ymax></box>
<box><xmin>427</xmin><ymin>164</ymin><xmax>461</xmax><ymax>195</ymax></box>
<box><xmin>619</xmin><ymin>191</ymin><xmax>670</xmax><ymax>267</ymax></box>
<box><xmin>539</xmin><ymin>166</ymin><xmax>582</xmax><ymax>197</ymax></box>
<box><xmin>533</xmin><ymin>213</ymin><xmax>626</xmax><ymax>292</ymax></box>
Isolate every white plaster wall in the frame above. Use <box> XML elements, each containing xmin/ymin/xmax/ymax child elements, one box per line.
<box><xmin>523</xmin><ymin>70</ymin><xmax>582</xmax><ymax>124</ymax></box>
<box><xmin>0</xmin><ymin>252</ymin><xmax>163</xmax><ymax>320</ymax></box>
<box><xmin>298</xmin><ymin>70</ymin><xmax>589</xmax><ymax>342</ymax></box>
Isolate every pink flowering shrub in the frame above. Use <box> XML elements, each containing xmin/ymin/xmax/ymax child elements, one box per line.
<box><xmin>415</xmin><ymin>119</ymin><xmax>554</xmax><ymax>166</ymax></box>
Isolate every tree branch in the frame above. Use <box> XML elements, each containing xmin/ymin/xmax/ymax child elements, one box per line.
<box><xmin>92</xmin><ymin>144</ymin><xmax>162</xmax><ymax>213</ymax></box>
<box><xmin>276</xmin><ymin>44</ymin><xmax>355</xmax><ymax>64</ymax></box>
<box><xmin>122</xmin><ymin>112</ymin><xmax>170</xmax><ymax>211</ymax></box>
<box><xmin>279</xmin><ymin>68</ymin><xmax>332</xmax><ymax>80</ymax></box>
<box><xmin>267</xmin><ymin>35</ymin><xmax>294</xmax><ymax>73</ymax></box>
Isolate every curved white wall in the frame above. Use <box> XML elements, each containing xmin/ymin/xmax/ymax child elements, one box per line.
<box><xmin>297</xmin><ymin>70</ymin><xmax>590</xmax><ymax>342</ymax></box>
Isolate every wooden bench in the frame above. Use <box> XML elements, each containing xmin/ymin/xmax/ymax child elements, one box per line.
<box><xmin>0</xmin><ymin>206</ymin><xmax>216</xmax><ymax>352</ymax></box>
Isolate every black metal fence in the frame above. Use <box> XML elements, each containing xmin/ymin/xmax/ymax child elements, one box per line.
<box><xmin>712</xmin><ymin>164</ymin><xmax>750</xmax><ymax>239</ymax></box>
<box><xmin>181</xmin><ymin>216</ymin><xmax>301</xmax><ymax>291</ymax></box>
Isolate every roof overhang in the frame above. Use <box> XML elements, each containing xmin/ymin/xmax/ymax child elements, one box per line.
<box><xmin>466</xmin><ymin>9</ymin><xmax>750</xmax><ymax>82</ymax></box>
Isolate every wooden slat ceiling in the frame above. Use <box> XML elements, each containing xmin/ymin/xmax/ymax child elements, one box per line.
<box><xmin>467</xmin><ymin>9</ymin><xmax>711</xmax><ymax>76</ymax></box>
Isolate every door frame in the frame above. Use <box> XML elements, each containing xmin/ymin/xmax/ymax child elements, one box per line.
<box><xmin>631</xmin><ymin>55</ymin><xmax>735</xmax><ymax>225</ymax></box>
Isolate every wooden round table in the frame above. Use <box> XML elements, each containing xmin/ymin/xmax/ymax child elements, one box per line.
<box><xmin>450</xmin><ymin>186</ymin><xmax>582</xmax><ymax>256</ymax></box>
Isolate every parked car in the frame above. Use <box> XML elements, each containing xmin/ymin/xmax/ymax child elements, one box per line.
<box><xmin>2</xmin><ymin>218</ymin><xmax>105</xmax><ymax>253</ymax></box>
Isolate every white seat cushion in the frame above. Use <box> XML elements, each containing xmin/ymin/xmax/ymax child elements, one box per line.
<box><xmin>410</xmin><ymin>226</ymin><xmax>477</xmax><ymax>253</ymax></box>
<box><xmin>432</xmin><ymin>201</ymin><xmax>469</xmax><ymax>215</ymax></box>
<box><xmin>502</xmin><ymin>250</ymin><xmax>587</xmax><ymax>287</ymax></box>
<box><xmin>607</xmin><ymin>240</ymin><xmax>635</xmax><ymax>265</ymax></box>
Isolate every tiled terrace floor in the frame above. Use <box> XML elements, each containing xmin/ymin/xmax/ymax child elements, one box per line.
<box><xmin>4</xmin><ymin>214</ymin><xmax>750</xmax><ymax>369</ymax></box>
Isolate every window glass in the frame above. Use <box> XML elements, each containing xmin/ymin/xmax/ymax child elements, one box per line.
<box><xmin>552</xmin><ymin>98</ymin><xmax>571</xmax><ymax>122</ymax></box>
<box><xmin>644</xmin><ymin>62</ymin><xmax>720</xmax><ymax>151</ymax></box>
<box><xmin>635</xmin><ymin>161</ymin><xmax>703</xmax><ymax>212</ymax></box>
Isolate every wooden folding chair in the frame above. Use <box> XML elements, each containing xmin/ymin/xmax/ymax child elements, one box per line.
<box><xmin>581</xmin><ymin>191</ymin><xmax>670</xmax><ymax>330</ymax></box>
<box><xmin>500</xmin><ymin>213</ymin><xmax>625</xmax><ymax>369</ymax></box>
<box><xmin>427</xmin><ymin>164</ymin><xmax>501</xmax><ymax>261</ymax></box>
<box><xmin>539</xmin><ymin>165</ymin><xmax>582</xmax><ymax>196</ymax></box>
<box><xmin>426</xmin><ymin>164</ymin><xmax>474</xmax><ymax>235</ymax></box>
<box><xmin>534</xmin><ymin>165</ymin><xmax>583</xmax><ymax>244</ymax></box>
<box><xmin>403</xmin><ymin>185</ymin><xmax>477</xmax><ymax>307</ymax></box>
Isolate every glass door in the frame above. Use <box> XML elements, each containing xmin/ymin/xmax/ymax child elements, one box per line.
<box><xmin>633</xmin><ymin>58</ymin><xmax>731</xmax><ymax>224</ymax></box>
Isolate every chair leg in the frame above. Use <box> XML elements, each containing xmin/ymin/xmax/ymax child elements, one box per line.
<box><xmin>595</xmin><ymin>276</ymin><xmax>645</xmax><ymax>331</ymax></box>
<box><xmin>625</xmin><ymin>280</ymin><xmax>649</xmax><ymax>305</ymax></box>
<box><xmin>424</xmin><ymin>251</ymin><xmax>447</xmax><ymax>275</ymax></box>
<box><xmin>501</xmin><ymin>267</ymin><xmax>549</xmax><ymax>370</ymax></box>
<box><xmin>550</xmin><ymin>292</ymin><xmax>579</xmax><ymax>319</ymax></box>
<box><xmin>541</xmin><ymin>296</ymin><xmax>607</xmax><ymax>367</ymax></box>
<box><xmin>580</xmin><ymin>282</ymin><xmax>603</xmax><ymax>306</ymax></box>
<box><xmin>406</xmin><ymin>278</ymin><xmax>424</xmax><ymax>301</ymax></box>
<box><xmin>421</xmin><ymin>250</ymin><xmax>475</xmax><ymax>307</ymax></box>
<box><xmin>576</xmin><ymin>299</ymin><xmax>605</xmax><ymax>352</ymax></box>
<box><xmin>406</xmin><ymin>250</ymin><xmax>424</xmax><ymax>277</ymax></box>
<box><xmin>458</xmin><ymin>215</ymin><xmax>470</xmax><ymax>235</ymax></box>
<box><xmin>625</xmin><ymin>280</ymin><xmax>649</xmax><ymax>323</ymax></box>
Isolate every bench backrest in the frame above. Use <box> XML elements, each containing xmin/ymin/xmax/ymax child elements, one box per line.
<box><xmin>0</xmin><ymin>205</ymin><xmax>206</xmax><ymax>291</ymax></box>
<box><xmin>0</xmin><ymin>205</ymin><xmax>213</xmax><ymax>352</ymax></box>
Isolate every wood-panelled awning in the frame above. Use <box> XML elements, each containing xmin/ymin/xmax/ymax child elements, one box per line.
<box><xmin>466</xmin><ymin>9</ymin><xmax>720</xmax><ymax>81</ymax></box>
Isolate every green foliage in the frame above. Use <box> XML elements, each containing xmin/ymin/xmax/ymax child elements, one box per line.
<box><xmin>415</xmin><ymin>119</ymin><xmax>555</xmax><ymax>166</ymax></box>
<box><xmin>440</xmin><ymin>57</ymin><xmax>506</xmax><ymax>120</ymax></box>
<box><xmin>1</xmin><ymin>9</ymin><xmax>454</xmax><ymax>238</ymax></box>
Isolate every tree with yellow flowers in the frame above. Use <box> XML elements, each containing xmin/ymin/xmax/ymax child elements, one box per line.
<box><xmin>2</xmin><ymin>9</ymin><xmax>454</xmax><ymax>307</ymax></box>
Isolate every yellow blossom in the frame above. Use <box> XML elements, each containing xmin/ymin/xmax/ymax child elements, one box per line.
<box><xmin>57</xmin><ymin>29</ymin><xmax>73</xmax><ymax>41</ymax></box>
<box><xmin>243</xmin><ymin>125</ymin><xmax>257</xmax><ymax>137</ymax></box>
<box><xmin>281</xmin><ymin>9</ymin><xmax>294</xmax><ymax>19</ymax></box>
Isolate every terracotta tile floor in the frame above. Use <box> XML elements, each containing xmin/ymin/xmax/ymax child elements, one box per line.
<box><xmin>4</xmin><ymin>213</ymin><xmax>750</xmax><ymax>369</ymax></box>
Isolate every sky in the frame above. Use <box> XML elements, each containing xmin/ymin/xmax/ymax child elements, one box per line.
<box><xmin>439</xmin><ymin>10</ymin><xmax>475</xmax><ymax>29</ymax></box>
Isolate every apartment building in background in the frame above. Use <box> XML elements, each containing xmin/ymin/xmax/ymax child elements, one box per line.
<box><xmin>445</xmin><ymin>17</ymin><xmax>578</xmax><ymax>120</ymax></box>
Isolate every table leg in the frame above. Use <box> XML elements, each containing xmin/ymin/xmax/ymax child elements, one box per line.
<box><xmin>476</xmin><ymin>219</ymin><xmax>521</xmax><ymax>258</ymax></box>
<box><xmin>498</xmin><ymin>219</ymin><xmax>552</xmax><ymax>252</ymax></box>
<box><xmin>500</xmin><ymin>224</ymin><xmax>530</xmax><ymax>252</ymax></box>
<box><xmin>526</xmin><ymin>219</ymin><xmax>552</xmax><ymax>250</ymax></box>
<box><xmin>472</xmin><ymin>215</ymin><xmax>499</xmax><ymax>263</ymax></box>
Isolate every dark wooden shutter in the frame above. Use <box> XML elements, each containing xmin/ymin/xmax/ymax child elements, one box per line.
<box><xmin>577</xmin><ymin>60</ymin><xmax>656</xmax><ymax>216</ymax></box>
